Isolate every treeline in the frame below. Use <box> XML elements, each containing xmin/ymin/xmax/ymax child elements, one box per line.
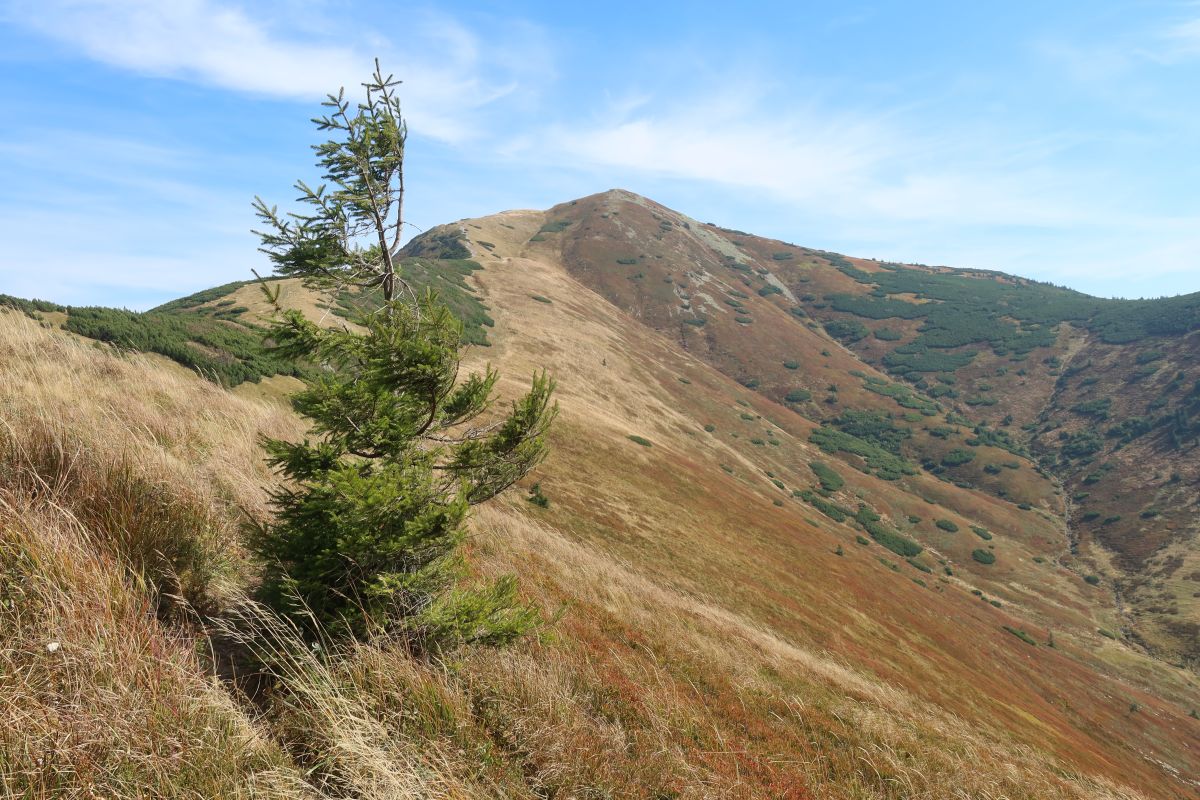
<box><xmin>330</xmin><ymin>257</ymin><xmax>494</xmax><ymax>346</ymax></box>
<box><xmin>1</xmin><ymin>252</ymin><xmax>494</xmax><ymax>387</ymax></box>
<box><xmin>824</xmin><ymin>262</ymin><xmax>1200</xmax><ymax>359</ymax></box>
<box><xmin>64</xmin><ymin>306</ymin><xmax>305</xmax><ymax>387</ymax></box>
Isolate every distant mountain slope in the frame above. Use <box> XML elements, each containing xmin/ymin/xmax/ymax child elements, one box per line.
<box><xmin>463</xmin><ymin>188</ymin><xmax>1198</xmax><ymax>665</ymax></box>
<box><xmin>4</xmin><ymin>190</ymin><xmax>1199</xmax><ymax>797</ymax></box>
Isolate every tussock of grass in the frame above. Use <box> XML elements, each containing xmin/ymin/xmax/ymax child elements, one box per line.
<box><xmin>0</xmin><ymin>501</ymin><xmax>305</xmax><ymax>797</ymax></box>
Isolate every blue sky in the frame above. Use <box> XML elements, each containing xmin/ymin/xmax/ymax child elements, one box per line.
<box><xmin>3</xmin><ymin>1</ymin><xmax>1200</xmax><ymax>308</ymax></box>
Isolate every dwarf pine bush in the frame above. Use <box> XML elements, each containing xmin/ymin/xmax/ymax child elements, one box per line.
<box><xmin>250</xmin><ymin>61</ymin><xmax>557</xmax><ymax>648</ymax></box>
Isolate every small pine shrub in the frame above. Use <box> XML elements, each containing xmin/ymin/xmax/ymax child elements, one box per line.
<box><xmin>527</xmin><ymin>483</ymin><xmax>549</xmax><ymax>508</ymax></box>
<box><xmin>1003</xmin><ymin>626</ymin><xmax>1038</xmax><ymax>646</ymax></box>
<box><xmin>809</xmin><ymin>461</ymin><xmax>844</xmax><ymax>492</ymax></box>
<box><xmin>627</xmin><ymin>435</ymin><xmax>653</xmax><ymax>447</ymax></box>
<box><xmin>940</xmin><ymin>449</ymin><xmax>975</xmax><ymax>467</ymax></box>
<box><xmin>971</xmin><ymin>549</ymin><xmax>996</xmax><ymax>565</ymax></box>
<box><xmin>935</xmin><ymin>519</ymin><xmax>959</xmax><ymax>532</ymax></box>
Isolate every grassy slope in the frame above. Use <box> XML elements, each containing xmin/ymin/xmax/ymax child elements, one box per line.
<box><xmin>454</xmin><ymin>207</ymin><xmax>1200</xmax><ymax>797</ymax></box>
<box><xmin>3</xmin><ymin>198</ymin><xmax>1200</xmax><ymax>796</ymax></box>
<box><xmin>532</xmin><ymin>191</ymin><xmax>1200</xmax><ymax>668</ymax></box>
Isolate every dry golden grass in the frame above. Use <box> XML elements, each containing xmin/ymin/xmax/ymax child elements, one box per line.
<box><xmin>0</xmin><ymin>285</ymin><xmax>1197</xmax><ymax>800</ymax></box>
<box><xmin>0</xmin><ymin>498</ymin><xmax>309</xmax><ymax>799</ymax></box>
<box><xmin>0</xmin><ymin>312</ymin><xmax>514</xmax><ymax>798</ymax></box>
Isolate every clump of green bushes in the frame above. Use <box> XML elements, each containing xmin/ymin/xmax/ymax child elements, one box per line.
<box><xmin>810</xmin><ymin>461</ymin><xmax>844</xmax><ymax>492</ymax></box>
<box><xmin>1003</xmin><ymin>626</ymin><xmax>1038</xmax><ymax>646</ymax></box>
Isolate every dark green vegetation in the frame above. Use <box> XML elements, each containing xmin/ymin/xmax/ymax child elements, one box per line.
<box><xmin>831</xmin><ymin>409</ymin><xmax>911</xmax><ymax>454</ymax></box>
<box><xmin>329</xmin><ymin>255</ymin><xmax>494</xmax><ymax>345</ymax></box>
<box><xmin>249</xmin><ymin>61</ymin><xmax>557</xmax><ymax>646</ymax></box>
<box><xmin>0</xmin><ymin>294</ymin><xmax>66</xmax><ymax>316</ymax></box>
<box><xmin>971</xmin><ymin>526</ymin><xmax>993</xmax><ymax>541</ymax></box>
<box><xmin>527</xmin><ymin>483</ymin><xmax>549</xmax><ymax>508</ymax></box>
<box><xmin>940</xmin><ymin>449</ymin><xmax>975</xmax><ymax>468</ymax></box>
<box><xmin>810</xmin><ymin>423</ymin><xmax>917</xmax><ymax>480</ymax></box>
<box><xmin>810</xmin><ymin>461</ymin><xmax>844</xmax><ymax>492</ymax></box>
<box><xmin>830</xmin><ymin>262</ymin><xmax>1200</xmax><ymax>354</ymax></box>
<box><xmin>972</xmin><ymin>549</ymin><xmax>996</xmax><ymax>565</ymax></box>
<box><xmin>861</xmin><ymin>378</ymin><xmax>939</xmax><ymax>415</ymax></box>
<box><xmin>2</xmin><ymin>248</ymin><xmax>494</xmax><ymax>388</ymax></box>
<box><xmin>65</xmin><ymin>287</ymin><xmax>304</xmax><ymax>387</ymax></box>
<box><xmin>1003</xmin><ymin>626</ymin><xmax>1039</xmax><ymax>646</ymax></box>
<box><xmin>856</xmin><ymin>505</ymin><xmax>923</xmax><ymax>558</ymax></box>
<box><xmin>824</xmin><ymin>319</ymin><xmax>868</xmax><ymax>342</ymax></box>
<box><xmin>3</xmin><ymin>283</ymin><xmax>302</xmax><ymax>388</ymax></box>
<box><xmin>254</xmin><ymin>295</ymin><xmax>557</xmax><ymax>642</ymax></box>
<box><xmin>798</xmin><ymin>489</ymin><xmax>851</xmax><ymax>522</ymax></box>
<box><xmin>628</xmin><ymin>435</ymin><xmax>653</xmax><ymax>447</ymax></box>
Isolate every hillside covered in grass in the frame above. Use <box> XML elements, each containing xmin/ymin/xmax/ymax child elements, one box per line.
<box><xmin>3</xmin><ymin>194</ymin><xmax>1200</xmax><ymax>798</ymax></box>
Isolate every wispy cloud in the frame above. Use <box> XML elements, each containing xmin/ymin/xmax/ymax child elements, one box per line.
<box><xmin>0</xmin><ymin>128</ymin><xmax>263</xmax><ymax>306</ymax></box>
<box><xmin>3</xmin><ymin>1</ymin><xmax>1199</xmax><ymax>302</ymax></box>
<box><xmin>4</xmin><ymin>0</ymin><xmax>551</xmax><ymax>142</ymax></box>
<box><xmin>1036</xmin><ymin>9</ymin><xmax>1200</xmax><ymax>73</ymax></box>
<box><xmin>532</xmin><ymin>91</ymin><xmax>1105</xmax><ymax>230</ymax></box>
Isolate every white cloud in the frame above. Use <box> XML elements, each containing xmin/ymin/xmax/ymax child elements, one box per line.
<box><xmin>512</xmin><ymin>79</ymin><xmax>1200</xmax><ymax>296</ymax></box>
<box><xmin>4</xmin><ymin>0</ymin><xmax>550</xmax><ymax>142</ymax></box>
<box><xmin>533</xmin><ymin>94</ymin><xmax>1106</xmax><ymax>230</ymax></box>
<box><xmin>3</xmin><ymin>1</ymin><xmax>1198</xmax><ymax>301</ymax></box>
<box><xmin>1160</xmin><ymin>15</ymin><xmax>1200</xmax><ymax>61</ymax></box>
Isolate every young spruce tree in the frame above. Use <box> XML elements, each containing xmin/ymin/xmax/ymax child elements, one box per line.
<box><xmin>250</xmin><ymin>60</ymin><xmax>556</xmax><ymax>648</ymax></box>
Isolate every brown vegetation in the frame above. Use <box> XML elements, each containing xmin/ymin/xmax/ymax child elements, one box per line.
<box><xmin>3</xmin><ymin>195</ymin><xmax>1200</xmax><ymax>800</ymax></box>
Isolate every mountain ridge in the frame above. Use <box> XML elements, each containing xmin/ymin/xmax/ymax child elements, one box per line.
<box><xmin>3</xmin><ymin>189</ymin><xmax>1200</xmax><ymax>797</ymax></box>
